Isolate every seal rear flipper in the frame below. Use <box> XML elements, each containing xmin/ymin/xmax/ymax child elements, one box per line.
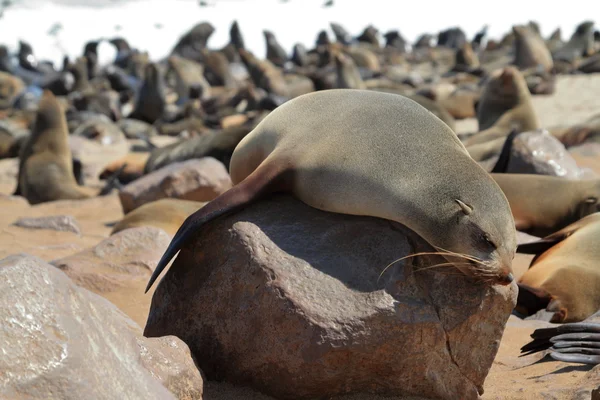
<box><xmin>144</xmin><ymin>162</ymin><xmax>293</xmax><ymax>293</ymax></box>
<box><xmin>520</xmin><ymin>322</ymin><xmax>600</xmax><ymax>357</ymax></box>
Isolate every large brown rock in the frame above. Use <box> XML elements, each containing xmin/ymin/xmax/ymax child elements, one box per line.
<box><xmin>145</xmin><ymin>195</ymin><xmax>517</xmax><ymax>400</ymax></box>
<box><xmin>119</xmin><ymin>157</ymin><xmax>232</xmax><ymax>213</ymax></box>
<box><xmin>0</xmin><ymin>253</ymin><xmax>203</xmax><ymax>400</ymax></box>
<box><xmin>51</xmin><ymin>226</ymin><xmax>171</xmax><ymax>326</ymax></box>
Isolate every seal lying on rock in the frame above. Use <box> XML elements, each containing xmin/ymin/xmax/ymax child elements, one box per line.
<box><xmin>146</xmin><ymin>89</ymin><xmax>516</xmax><ymax>291</ymax></box>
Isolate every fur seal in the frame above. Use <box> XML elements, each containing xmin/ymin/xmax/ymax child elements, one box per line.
<box><xmin>172</xmin><ymin>22</ymin><xmax>215</xmax><ymax>60</ymax></box>
<box><xmin>356</xmin><ymin>26</ymin><xmax>380</xmax><ymax>47</ymax></box>
<box><xmin>264</xmin><ymin>30</ymin><xmax>288</xmax><ymax>67</ymax></box>
<box><xmin>0</xmin><ymin>71</ymin><xmax>25</xmax><ymax>109</ymax></box>
<box><xmin>553</xmin><ymin>21</ymin><xmax>596</xmax><ymax>62</ymax></box>
<box><xmin>111</xmin><ymin>198</ymin><xmax>205</xmax><ymax>236</ymax></box>
<box><xmin>330</xmin><ymin>22</ymin><xmax>353</xmax><ymax>46</ymax></box>
<box><xmin>167</xmin><ymin>55</ymin><xmax>212</xmax><ymax>102</ymax></box>
<box><xmin>144</xmin><ymin>117</ymin><xmax>266</xmax><ymax>173</ymax></box>
<box><xmin>145</xmin><ymin>89</ymin><xmax>517</xmax><ymax>292</ymax></box>
<box><xmin>129</xmin><ymin>63</ymin><xmax>166</xmax><ymax>123</ymax></box>
<box><xmin>99</xmin><ymin>152</ymin><xmax>150</xmax><ymax>184</ymax></box>
<box><xmin>466</xmin><ymin>66</ymin><xmax>540</xmax><ymax>146</ymax></box>
<box><xmin>512</xmin><ymin>24</ymin><xmax>553</xmax><ymax>71</ymax></box>
<box><xmin>548</xmin><ymin>113</ymin><xmax>600</xmax><ymax>147</ymax></box>
<box><xmin>16</xmin><ymin>90</ymin><xmax>97</xmax><ymax>204</ymax></box>
<box><xmin>516</xmin><ymin>212</ymin><xmax>600</xmax><ymax>322</ymax></box>
<box><xmin>491</xmin><ymin>173</ymin><xmax>600</xmax><ymax>237</ymax></box>
<box><xmin>383</xmin><ymin>30</ymin><xmax>407</xmax><ymax>52</ymax></box>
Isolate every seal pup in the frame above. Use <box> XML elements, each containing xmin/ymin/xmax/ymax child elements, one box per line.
<box><xmin>491</xmin><ymin>173</ymin><xmax>600</xmax><ymax>237</ymax></box>
<box><xmin>145</xmin><ymin>89</ymin><xmax>517</xmax><ymax>292</ymax></box>
<box><xmin>16</xmin><ymin>90</ymin><xmax>97</xmax><ymax>204</ymax></box>
<box><xmin>111</xmin><ymin>198</ymin><xmax>206</xmax><ymax>236</ymax></box>
<box><xmin>516</xmin><ymin>213</ymin><xmax>600</xmax><ymax>322</ymax></box>
<box><xmin>466</xmin><ymin>66</ymin><xmax>540</xmax><ymax>146</ymax></box>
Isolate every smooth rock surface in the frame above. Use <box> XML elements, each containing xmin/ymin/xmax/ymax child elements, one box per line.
<box><xmin>12</xmin><ymin>215</ymin><xmax>82</xmax><ymax>235</ymax></box>
<box><xmin>51</xmin><ymin>226</ymin><xmax>171</xmax><ymax>326</ymax></box>
<box><xmin>145</xmin><ymin>195</ymin><xmax>517</xmax><ymax>400</ymax></box>
<box><xmin>504</xmin><ymin>129</ymin><xmax>589</xmax><ymax>178</ymax></box>
<box><xmin>0</xmin><ymin>254</ymin><xmax>203</xmax><ymax>400</ymax></box>
<box><xmin>119</xmin><ymin>157</ymin><xmax>232</xmax><ymax>213</ymax></box>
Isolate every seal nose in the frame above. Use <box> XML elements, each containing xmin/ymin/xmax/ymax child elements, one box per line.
<box><xmin>498</xmin><ymin>272</ymin><xmax>514</xmax><ymax>286</ymax></box>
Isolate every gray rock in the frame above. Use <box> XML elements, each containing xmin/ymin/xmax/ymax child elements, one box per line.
<box><xmin>72</xmin><ymin>119</ymin><xmax>126</xmax><ymax>146</ymax></box>
<box><xmin>119</xmin><ymin>157</ymin><xmax>232</xmax><ymax>213</ymax></box>
<box><xmin>505</xmin><ymin>129</ymin><xmax>587</xmax><ymax>178</ymax></box>
<box><xmin>0</xmin><ymin>254</ymin><xmax>203</xmax><ymax>400</ymax></box>
<box><xmin>145</xmin><ymin>195</ymin><xmax>517</xmax><ymax>400</ymax></box>
<box><xmin>12</xmin><ymin>215</ymin><xmax>81</xmax><ymax>235</ymax></box>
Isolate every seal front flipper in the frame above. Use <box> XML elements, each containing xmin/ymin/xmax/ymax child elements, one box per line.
<box><xmin>144</xmin><ymin>162</ymin><xmax>292</xmax><ymax>293</ymax></box>
<box><xmin>490</xmin><ymin>128</ymin><xmax>519</xmax><ymax>173</ymax></box>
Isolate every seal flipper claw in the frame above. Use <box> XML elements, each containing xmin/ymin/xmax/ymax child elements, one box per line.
<box><xmin>144</xmin><ymin>163</ymin><xmax>292</xmax><ymax>293</ymax></box>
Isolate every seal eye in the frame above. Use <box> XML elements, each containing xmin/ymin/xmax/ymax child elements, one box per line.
<box><xmin>482</xmin><ymin>234</ymin><xmax>497</xmax><ymax>249</ymax></box>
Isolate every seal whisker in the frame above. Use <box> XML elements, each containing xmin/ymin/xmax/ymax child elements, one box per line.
<box><xmin>377</xmin><ymin>251</ymin><xmax>462</xmax><ymax>281</ymax></box>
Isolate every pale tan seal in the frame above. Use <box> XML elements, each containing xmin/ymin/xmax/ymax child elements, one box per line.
<box><xmin>491</xmin><ymin>173</ymin><xmax>600</xmax><ymax>237</ymax></box>
<box><xmin>146</xmin><ymin>89</ymin><xmax>517</xmax><ymax>291</ymax></box>
<box><xmin>516</xmin><ymin>212</ymin><xmax>600</xmax><ymax>322</ymax></box>
<box><xmin>16</xmin><ymin>91</ymin><xmax>97</xmax><ymax>204</ymax></box>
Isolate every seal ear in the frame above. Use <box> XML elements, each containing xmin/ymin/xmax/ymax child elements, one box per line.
<box><xmin>455</xmin><ymin>199</ymin><xmax>473</xmax><ymax>215</ymax></box>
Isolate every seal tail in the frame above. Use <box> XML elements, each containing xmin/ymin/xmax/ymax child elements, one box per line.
<box><xmin>490</xmin><ymin>128</ymin><xmax>519</xmax><ymax>173</ymax></box>
<box><xmin>144</xmin><ymin>162</ymin><xmax>293</xmax><ymax>293</ymax></box>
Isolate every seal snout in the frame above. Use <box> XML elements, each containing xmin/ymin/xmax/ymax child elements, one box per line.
<box><xmin>497</xmin><ymin>272</ymin><xmax>514</xmax><ymax>286</ymax></box>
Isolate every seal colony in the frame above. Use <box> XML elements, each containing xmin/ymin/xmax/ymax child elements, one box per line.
<box><xmin>0</xmin><ymin>14</ymin><xmax>600</xmax><ymax>399</ymax></box>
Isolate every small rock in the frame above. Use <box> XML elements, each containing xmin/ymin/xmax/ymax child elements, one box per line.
<box><xmin>119</xmin><ymin>157</ymin><xmax>232</xmax><ymax>214</ymax></box>
<box><xmin>12</xmin><ymin>215</ymin><xmax>81</xmax><ymax>235</ymax></box>
<box><xmin>72</xmin><ymin>119</ymin><xmax>126</xmax><ymax>146</ymax></box>
<box><xmin>145</xmin><ymin>195</ymin><xmax>516</xmax><ymax>400</ymax></box>
<box><xmin>0</xmin><ymin>253</ymin><xmax>203</xmax><ymax>400</ymax></box>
